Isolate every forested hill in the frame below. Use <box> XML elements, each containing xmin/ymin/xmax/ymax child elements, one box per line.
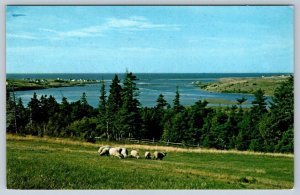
<box><xmin>6</xmin><ymin>72</ymin><xmax>294</xmax><ymax>153</ymax></box>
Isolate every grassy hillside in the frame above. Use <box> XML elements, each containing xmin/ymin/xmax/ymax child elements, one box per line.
<box><xmin>197</xmin><ymin>76</ymin><xmax>289</xmax><ymax>96</ymax></box>
<box><xmin>7</xmin><ymin>135</ymin><xmax>293</xmax><ymax>189</ymax></box>
<box><xmin>6</xmin><ymin>78</ymin><xmax>99</xmax><ymax>91</ymax></box>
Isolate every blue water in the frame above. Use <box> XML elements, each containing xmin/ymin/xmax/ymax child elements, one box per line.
<box><xmin>7</xmin><ymin>73</ymin><xmax>288</xmax><ymax>108</ymax></box>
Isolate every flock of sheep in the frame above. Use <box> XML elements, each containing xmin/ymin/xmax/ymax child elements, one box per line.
<box><xmin>98</xmin><ymin>146</ymin><xmax>167</xmax><ymax>160</ymax></box>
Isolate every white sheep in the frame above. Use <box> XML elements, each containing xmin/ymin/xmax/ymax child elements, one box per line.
<box><xmin>98</xmin><ymin>146</ymin><xmax>111</xmax><ymax>156</ymax></box>
<box><xmin>120</xmin><ymin>148</ymin><xmax>128</xmax><ymax>158</ymax></box>
<box><xmin>153</xmin><ymin>151</ymin><xmax>167</xmax><ymax>160</ymax></box>
<box><xmin>130</xmin><ymin>150</ymin><xmax>140</xmax><ymax>159</ymax></box>
<box><xmin>109</xmin><ymin>147</ymin><xmax>124</xmax><ymax>159</ymax></box>
<box><xmin>144</xmin><ymin>151</ymin><xmax>151</xmax><ymax>159</ymax></box>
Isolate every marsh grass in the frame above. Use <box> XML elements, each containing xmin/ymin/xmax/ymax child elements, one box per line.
<box><xmin>7</xmin><ymin>134</ymin><xmax>293</xmax><ymax>189</ymax></box>
<box><xmin>200</xmin><ymin>76</ymin><xmax>288</xmax><ymax>96</ymax></box>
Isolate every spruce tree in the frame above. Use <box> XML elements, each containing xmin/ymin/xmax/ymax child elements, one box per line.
<box><xmin>173</xmin><ymin>86</ymin><xmax>184</xmax><ymax>113</ymax></box>
<box><xmin>156</xmin><ymin>94</ymin><xmax>168</xmax><ymax>110</ymax></box>
<box><xmin>6</xmin><ymin>89</ymin><xmax>16</xmax><ymax>133</ymax></box>
<box><xmin>118</xmin><ymin>72</ymin><xmax>141</xmax><ymax>139</ymax></box>
<box><xmin>259</xmin><ymin>76</ymin><xmax>294</xmax><ymax>152</ymax></box>
<box><xmin>249</xmin><ymin>89</ymin><xmax>267</xmax><ymax>151</ymax></box>
<box><xmin>106</xmin><ymin>75</ymin><xmax>123</xmax><ymax>140</ymax></box>
<box><xmin>27</xmin><ymin>92</ymin><xmax>41</xmax><ymax>135</ymax></box>
<box><xmin>97</xmin><ymin>80</ymin><xmax>108</xmax><ymax>137</ymax></box>
<box><xmin>99</xmin><ymin>80</ymin><xmax>107</xmax><ymax>115</ymax></box>
<box><xmin>15</xmin><ymin>98</ymin><xmax>28</xmax><ymax>135</ymax></box>
<box><xmin>28</xmin><ymin>92</ymin><xmax>41</xmax><ymax>124</ymax></box>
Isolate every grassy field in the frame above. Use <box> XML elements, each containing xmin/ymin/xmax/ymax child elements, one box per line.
<box><xmin>7</xmin><ymin>134</ymin><xmax>293</xmax><ymax>189</ymax></box>
<box><xmin>197</xmin><ymin>76</ymin><xmax>289</xmax><ymax>96</ymax></box>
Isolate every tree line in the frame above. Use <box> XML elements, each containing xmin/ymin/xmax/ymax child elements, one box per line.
<box><xmin>6</xmin><ymin>72</ymin><xmax>294</xmax><ymax>153</ymax></box>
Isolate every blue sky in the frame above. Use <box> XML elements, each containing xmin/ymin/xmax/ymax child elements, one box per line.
<box><xmin>6</xmin><ymin>6</ymin><xmax>294</xmax><ymax>73</ymax></box>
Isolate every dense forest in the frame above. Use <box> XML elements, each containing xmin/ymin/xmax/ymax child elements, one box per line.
<box><xmin>6</xmin><ymin>72</ymin><xmax>294</xmax><ymax>153</ymax></box>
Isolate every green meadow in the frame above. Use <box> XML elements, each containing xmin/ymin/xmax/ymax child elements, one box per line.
<box><xmin>6</xmin><ymin>78</ymin><xmax>99</xmax><ymax>91</ymax></box>
<box><xmin>6</xmin><ymin>135</ymin><xmax>293</xmax><ymax>189</ymax></box>
<box><xmin>198</xmin><ymin>76</ymin><xmax>289</xmax><ymax>96</ymax></box>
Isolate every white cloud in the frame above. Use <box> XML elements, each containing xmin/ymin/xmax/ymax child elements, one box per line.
<box><xmin>18</xmin><ymin>16</ymin><xmax>181</xmax><ymax>40</ymax></box>
<box><xmin>7</xmin><ymin>33</ymin><xmax>39</xmax><ymax>40</ymax></box>
<box><xmin>39</xmin><ymin>26</ymin><xmax>106</xmax><ymax>39</ymax></box>
<box><xmin>9</xmin><ymin>16</ymin><xmax>180</xmax><ymax>41</ymax></box>
<box><xmin>105</xmin><ymin>17</ymin><xmax>180</xmax><ymax>31</ymax></box>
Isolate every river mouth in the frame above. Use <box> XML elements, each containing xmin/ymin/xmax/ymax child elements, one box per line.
<box><xmin>7</xmin><ymin>73</ymin><xmax>279</xmax><ymax>108</ymax></box>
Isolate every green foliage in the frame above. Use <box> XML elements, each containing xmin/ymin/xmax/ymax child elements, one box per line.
<box><xmin>235</xmin><ymin>112</ymin><xmax>252</xmax><ymax>150</ymax></box>
<box><xmin>275</xmin><ymin>128</ymin><xmax>294</xmax><ymax>153</ymax></box>
<box><xmin>66</xmin><ymin>117</ymin><xmax>97</xmax><ymax>142</ymax></box>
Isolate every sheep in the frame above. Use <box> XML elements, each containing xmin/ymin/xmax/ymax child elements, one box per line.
<box><xmin>120</xmin><ymin>148</ymin><xmax>128</xmax><ymax>158</ymax></box>
<box><xmin>98</xmin><ymin>146</ymin><xmax>111</xmax><ymax>156</ymax></box>
<box><xmin>144</xmin><ymin>151</ymin><xmax>151</xmax><ymax>159</ymax></box>
<box><xmin>109</xmin><ymin>147</ymin><xmax>124</xmax><ymax>159</ymax></box>
<box><xmin>153</xmin><ymin>151</ymin><xmax>167</xmax><ymax>160</ymax></box>
<box><xmin>130</xmin><ymin>150</ymin><xmax>140</xmax><ymax>159</ymax></box>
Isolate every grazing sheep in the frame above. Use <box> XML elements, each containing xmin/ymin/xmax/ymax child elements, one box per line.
<box><xmin>98</xmin><ymin>146</ymin><xmax>111</xmax><ymax>156</ymax></box>
<box><xmin>109</xmin><ymin>147</ymin><xmax>124</xmax><ymax>159</ymax></box>
<box><xmin>120</xmin><ymin>148</ymin><xmax>128</xmax><ymax>158</ymax></box>
<box><xmin>144</xmin><ymin>151</ymin><xmax>151</xmax><ymax>159</ymax></box>
<box><xmin>153</xmin><ymin>151</ymin><xmax>167</xmax><ymax>160</ymax></box>
<box><xmin>130</xmin><ymin>150</ymin><xmax>140</xmax><ymax>159</ymax></box>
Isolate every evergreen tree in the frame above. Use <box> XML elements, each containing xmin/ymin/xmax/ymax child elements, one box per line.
<box><xmin>41</xmin><ymin>96</ymin><xmax>60</xmax><ymax>136</ymax></box>
<box><xmin>6</xmin><ymin>89</ymin><xmax>16</xmax><ymax>133</ymax></box>
<box><xmin>15</xmin><ymin>98</ymin><xmax>28</xmax><ymax>135</ymax></box>
<box><xmin>106</xmin><ymin>75</ymin><xmax>123</xmax><ymax>140</ymax></box>
<box><xmin>248</xmin><ymin>89</ymin><xmax>268</xmax><ymax>151</ymax></box>
<box><xmin>28</xmin><ymin>92</ymin><xmax>41</xmax><ymax>123</ymax></box>
<box><xmin>152</xmin><ymin>94</ymin><xmax>168</xmax><ymax>140</ymax></box>
<box><xmin>259</xmin><ymin>76</ymin><xmax>294</xmax><ymax>152</ymax></box>
<box><xmin>251</xmin><ymin>89</ymin><xmax>267</xmax><ymax>116</ymax></box>
<box><xmin>235</xmin><ymin>112</ymin><xmax>252</xmax><ymax>150</ymax></box>
<box><xmin>98</xmin><ymin>80</ymin><xmax>107</xmax><ymax>115</ymax></box>
<box><xmin>80</xmin><ymin>92</ymin><xmax>88</xmax><ymax>107</ymax></box>
<box><xmin>72</xmin><ymin>92</ymin><xmax>93</xmax><ymax>120</ymax></box>
<box><xmin>97</xmin><ymin>80</ymin><xmax>108</xmax><ymax>137</ymax></box>
<box><xmin>27</xmin><ymin>92</ymin><xmax>41</xmax><ymax>135</ymax></box>
<box><xmin>140</xmin><ymin>107</ymin><xmax>156</xmax><ymax>139</ymax></box>
<box><xmin>118</xmin><ymin>72</ymin><xmax>141</xmax><ymax>139</ymax></box>
<box><xmin>204</xmin><ymin>111</ymin><xmax>229</xmax><ymax>149</ymax></box>
<box><xmin>272</xmin><ymin>76</ymin><xmax>294</xmax><ymax>152</ymax></box>
<box><xmin>50</xmin><ymin>97</ymin><xmax>72</xmax><ymax>137</ymax></box>
<box><xmin>162</xmin><ymin>88</ymin><xmax>188</xmax><ymax>143</ymax></box>
<box><xmin>186</xmin><ymin>100</ymin><xmax>211</xmax><ymax>145</ymax></box>
<box><xmin>173</xmin><ymin>86</ymin><xmax>184</xmax><ymax>113</ymax></box>
<box><xmin>171</xmin><ymin>111</ymin><xmax>189</xmax><ymax>143</ymax></box>
<box><xmin>156</xmin><ymin>94</ymin><xmax>168</xmax><ymax>110</ymax></box>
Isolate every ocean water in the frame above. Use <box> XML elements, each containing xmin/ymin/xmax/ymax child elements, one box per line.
<box><xmin>7</xmin><ymin>73</ymin><xmax>287</xmax><ymax>108</ymax></box>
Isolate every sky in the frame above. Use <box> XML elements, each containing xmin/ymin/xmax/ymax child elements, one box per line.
<box><xmin>6</xmin><ymin>6</ymin><xmax>294</xmax><ymax>73</ymax></box>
